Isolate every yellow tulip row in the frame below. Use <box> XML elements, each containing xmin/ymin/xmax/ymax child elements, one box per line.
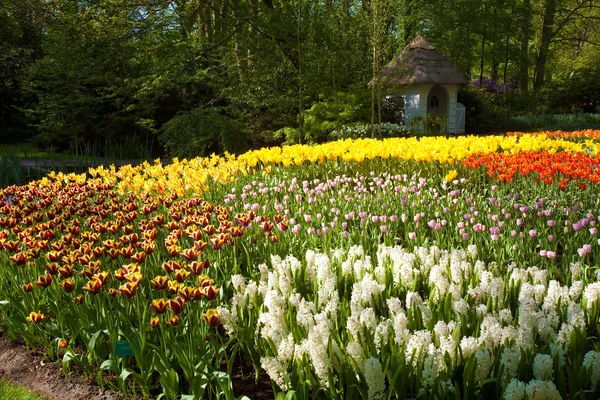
<box><xmin>38</xmin><ymin>133</ymin><xmax>598</xmax><ymax>196</ymax></box>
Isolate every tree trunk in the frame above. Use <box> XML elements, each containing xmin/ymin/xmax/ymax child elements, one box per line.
<box><xmin>534</xmin><ymin>0</ymin><xmax>557</xmax><ymax>91</ymax></box>
<box><xmin>520</xmin><ymin>0</ymin><xmax>530</xmax><ymax>93</ymax></box>
<box><xmin>479</xmin><ymin>9</ymin><xmax>487</xmax><ymax>89</ymax></box>
<box><xmin>503</xmin><ymin>4</ymin><xmax>516</xmax><ymax>104</ymax></box>
<box><xmin>491</xmin><ymin>5</ymin><xmax>498</xmax><ymax>89</ymax></box>
<box><xmin>403</xmin><ymin>0</ymin><xmax>415</xmax><ymax>44</ymax></box>
<box><xmin>371</xmin><ymin>44</ymin><xmax>376</xmax><ymax>138</ymax></box>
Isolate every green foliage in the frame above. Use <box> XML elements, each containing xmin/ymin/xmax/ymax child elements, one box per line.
<box><xmin>457</xmin><ymin>87</ymin><xmax>503</xmax><ymax>133</ymax></box>
<box><xmin>498</xmin><ymin>114</ymin><xmax>600</xmax><ymax>132</ymax></box>
<box><xmin>159</xmin><ymin>106</ymin><xmax>248</xmax><ymax>158</ymax></box>
<box><xmin>300</xmin><ymin>92</ymin><xmax>371</xmax><ymax>144</ymax></box>
<box><xmin>2</xmin><ymin>0</ymin><xmax>600</xmax><ymax>151</ymax></box>
<box><xmin>330</xmin><ymin>123</ymin><xmax>409</xmax><ymax>140</ymax></box>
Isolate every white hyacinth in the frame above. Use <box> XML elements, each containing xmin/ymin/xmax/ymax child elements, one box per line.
<box><xmin>459</xmin><ymin>336</ymin><xmax>478</xmax><ymax>360</ymax></box>
<box><xmin>500</xmin><ymin>347</ymin><xmax>520</xmax><ymax>384</ymax></box>
<box><xmin>474</xmin><ymin>349</ymin><xmax>492</xmax><ymax>382</ymax></box>
<box><xmin>260</xmin><ymin>356</ymin><xmax>289</xmax><ymax>391</ymax></box>
<box><xmin>583</xmin><ymin>282</ymin><xmax>600</xmax><ymax>309</ymax></box>
<box><xmin>524</xmin><ymin>380</ymin><xmax>561</xmax><ymax>400</ymax></box>
<box><xmin>582</xmin><ymin>350</ymin><xmax>600</xmax><ymax>390</ymax></box>
<box><xmin>532</xmin><ymin>353</ymin><xmax>554</xmax><ymax>380</ymax></box>
<box><xmin>346</xmin><ymin>341</ymin><xmax>364</xmax><ymax>373</ymax></box>
<box><xmin>364</xmin><ymin>357</ymin><xmax>386</xmax><ymax>400</ymax></box>
<box><xmin>503</xmin><ymin>379</ymin><xmax>526</xmax><ymax>400</ymax></box>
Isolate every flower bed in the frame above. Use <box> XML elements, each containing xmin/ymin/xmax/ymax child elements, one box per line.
<box><xmin>1</xmin><ymin>132</ymin><xmax>600</xmax><ymax>399</ymax></box>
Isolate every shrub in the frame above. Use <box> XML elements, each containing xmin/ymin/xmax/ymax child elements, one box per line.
<box><xmin>330</xmin><ymin>123</ymin><xmax>409</xmax><ymax>140</ymax></box>
<box><xmin>457</xmin><ymin>86</ymin><xmax>503</xmax><ymax>133</ymax></box>
<box><xmin>301</xmin><ymin>91</ymin><xmax>371</xmax><ymax>143</ymax></box>
<box><xmin>159</xmin><ymin>106</ymin><xmax>248</xmax><ymax>158</ymax></box>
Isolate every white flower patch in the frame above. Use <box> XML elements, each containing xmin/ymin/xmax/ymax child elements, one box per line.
<box><xmin>227</xmin><ymin>243</ymin><xmax>600</xmax><ymax>398</ymax></box>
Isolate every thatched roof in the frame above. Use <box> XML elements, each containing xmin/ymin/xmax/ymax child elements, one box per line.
<box><xmin>372</xmin><ymin>35</ymin><xmax>468</xmax><ymax>86</ymax></box>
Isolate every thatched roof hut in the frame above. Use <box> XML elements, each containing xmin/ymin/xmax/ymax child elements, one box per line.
<box><xmin>372</xmin><ymin>35</ymin><xmax>468</xmax><ymax>134</ymax></box>
<box><xmin>373</xmin><ymin>35</ymin><xmax>468</xmax><ymax>86</ymax></box>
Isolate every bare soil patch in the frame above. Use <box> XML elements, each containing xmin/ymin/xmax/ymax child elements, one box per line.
<box><xmin>0</xmin><ymin>341</ymin><xmax>121</xmax><ymax>400</ymax></box>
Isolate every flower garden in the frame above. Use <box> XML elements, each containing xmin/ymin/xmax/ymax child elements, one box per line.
<box><xmin>1</xmin><ymin>131</ymin><xmax>600</xmax><ymax>399</ymax></box>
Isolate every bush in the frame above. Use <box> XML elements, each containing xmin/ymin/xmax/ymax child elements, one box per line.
<box><xmin>159</xmin><ymin>106</ymin><xmax>248</xmax><ymax>158</ymax></box>
<box><xmin>457</xmin><ymin>86</ymin><xmax>503</xmax><ymax>133</ymax></box>
<box><xmin>300</xmin><ymin>91</ymin><xmax>371</xmax><ymax>143</ymax></box>
<box><xmin>330</xmin><ymin>123</ymin><xmax>409</xmax><ymax>140</ymax></box>
<box><xmin>497</xmin><ymin>113</ymin><xmax>600</xmax><ymax>132</ymax></box>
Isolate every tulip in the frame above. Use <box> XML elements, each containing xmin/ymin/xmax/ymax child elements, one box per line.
<box><xmin>21</xmin><ymin>283</ymin><xmax>34</xmax><ymax>293</ymax></box>
<box><xmin>119</xmin><ymin>281</ymin><xmax>139</xmax><ymax>299</ymax></box>
<box><xmin>180</xmin><ymin>248</ymin><xmax>199</xmax><ymax>261</ymax></box>
<box><xmin>169</xmin><ymin>297</ymin><xmax>186</xmax><ymax>315</ymax></box>
<box><xmin>35</xmin><ymin>274</ymin><xmax>53</xmax><ymax>289</ymax></box>
<box><xmin>202</xmin><ymin>309</ymin><xmax>220</xmax><ymax>327</ymax></box>
<box><xmin>198</xmin><ymin>275</ymin><xmax>214</xmax><ymax>288</ymax></box>
<box><xmin>151</xmin><ymin>298</ymin><xmax>169</xmax><ymax>314</ymax></box>
<box><xmin>178</xmin><ymin>287</ymin><xmax>196</xmax><ymax>301</ymax></box>
<box><xmin>59</xmin><ymin>278</ymin><xmax>75</xmax><ymax>293</ymax></box>
<box><xmin>26</xmin><ymin>311</ymin><xmax>47</xmax><ymax>323</ymax></box>
<box><xmin>9</xmin><ymin>252</ymin><xmax>28</xmax><ymax>266</ymax></box>
<box><xmin>204</xmin><ymin>285</ymin><xmax>220</xmax><ymax>301</ymax></box>
<box><xmin>150</xmin><ymin>317</ymin><xmax>161</xmax><ymax>328</ymax></box>
<box><xmin>83</xmin><ymin>279</ymin><xmax>102</xmax><ymax>295</ymax></box>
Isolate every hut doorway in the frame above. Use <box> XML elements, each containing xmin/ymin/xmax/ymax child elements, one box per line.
<box><xmin>427</xmin><ymin>84</ymin><xmax>448</xmax><ymax>116</ymax></box>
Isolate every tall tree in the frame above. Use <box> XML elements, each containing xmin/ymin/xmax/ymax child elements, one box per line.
<box><xmin>534</xmin><ymin>0</ymin><xmax>557</xmax><ymax>90</ymax></box>
<box><xmin>520</xmin><ymin>0</ymin><xmax>531</xmax><ymax>92</ymax></box>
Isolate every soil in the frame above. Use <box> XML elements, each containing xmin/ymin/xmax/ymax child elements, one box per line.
<box><xmin>229</xmin><ymin>361</ymin><xmax>273</xmax><ymax>400</ymax></box>
<box><xmin>0</xmin><ymin>339</ymin><xmax>274</xmax><ymax>400</ymax></box>
<box><xmin>0</xmin><ymin>341</ymin><xmax>121</xmax><ymax>400</ymax></box>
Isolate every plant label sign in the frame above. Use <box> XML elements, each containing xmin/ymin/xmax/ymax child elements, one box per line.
<box><xmin>114</xmin><ymin>340</ymin><xmax>136</xmax><ymax>357</ymax></box>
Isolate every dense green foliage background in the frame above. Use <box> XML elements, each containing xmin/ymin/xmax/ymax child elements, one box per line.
<box><xmin>1</xmin><ymin>0</ymin><xmax>600</xmax><ymax>156</ymax></box>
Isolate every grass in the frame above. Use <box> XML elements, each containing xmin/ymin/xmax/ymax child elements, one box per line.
<box><xmin>0</xmin><ymin>379</ymin><xmax>43</xmax><ymax>400</ymax></box>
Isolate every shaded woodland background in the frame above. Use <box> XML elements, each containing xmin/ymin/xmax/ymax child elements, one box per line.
<box><xmin>2</xmin><ymin>0</ymin><xmax>600</xmax><ymax>158</ymax></box>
